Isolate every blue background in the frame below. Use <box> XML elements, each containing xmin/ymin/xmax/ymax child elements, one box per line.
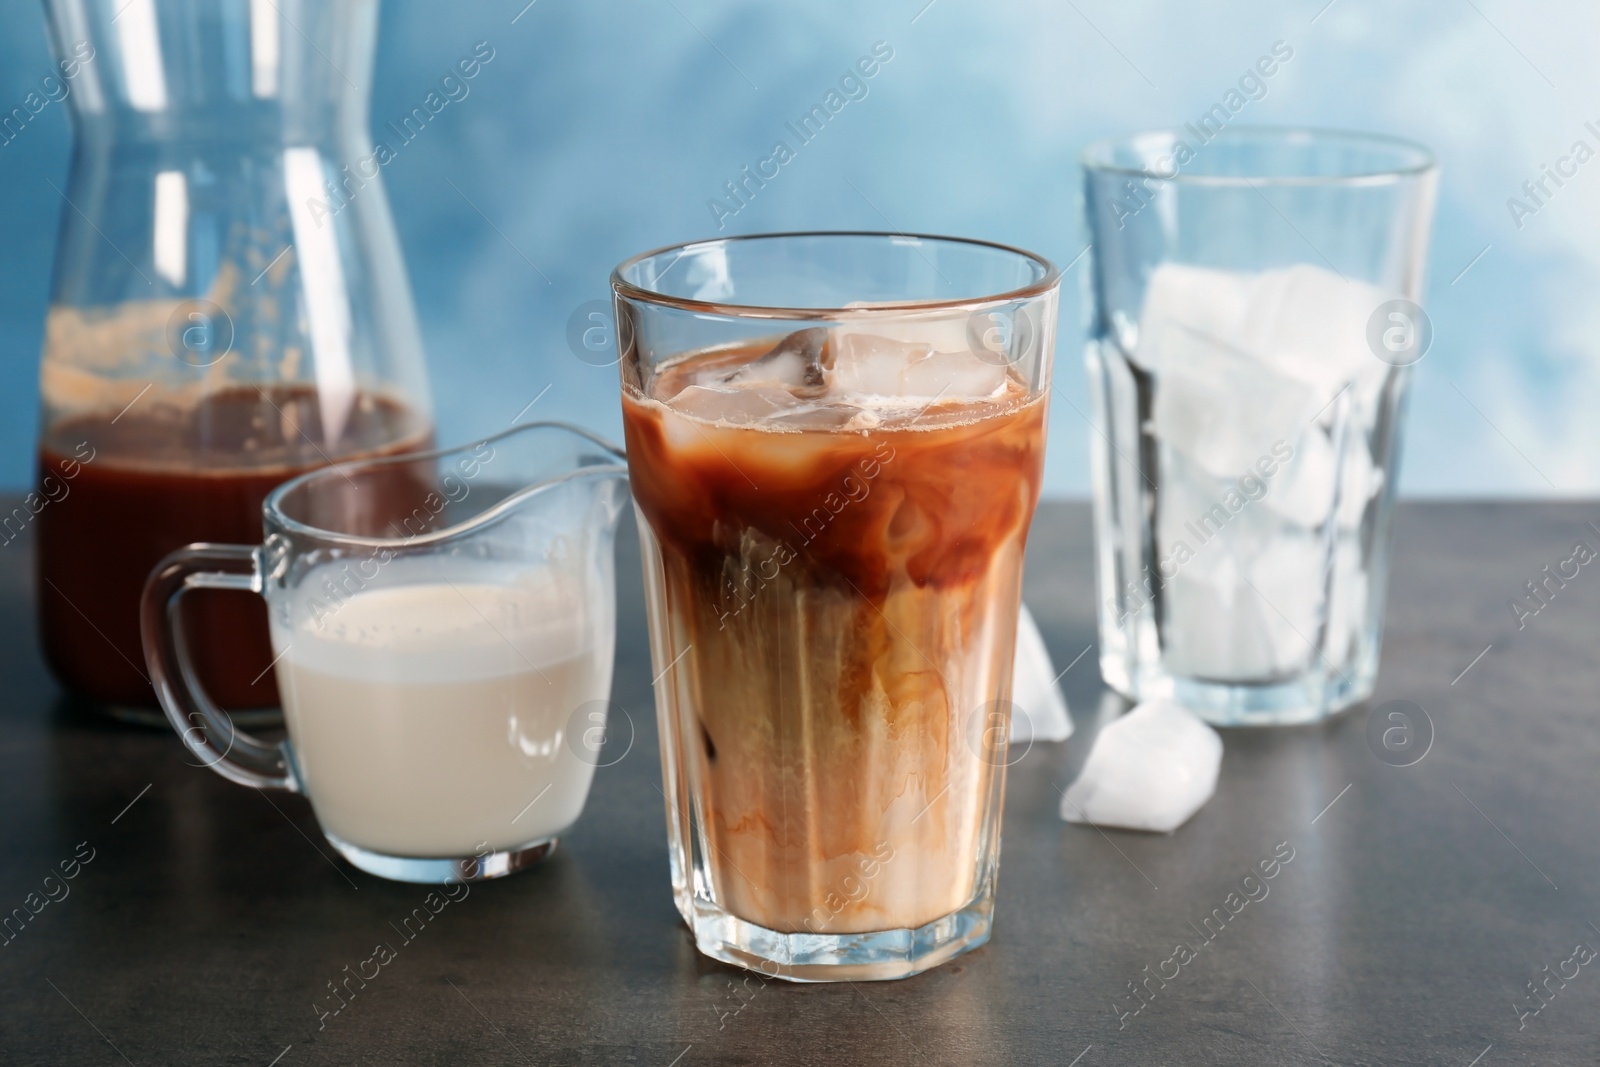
<box><xmin>0</xmin><ymin>0</ymin><xmax>1590</xmax><ymax>497</ymax></box>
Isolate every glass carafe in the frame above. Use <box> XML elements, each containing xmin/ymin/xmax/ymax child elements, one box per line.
<box><xmin>36</xmin><ymin>0</ymin><xmax>432</xmax><ymax>721</ymax></box>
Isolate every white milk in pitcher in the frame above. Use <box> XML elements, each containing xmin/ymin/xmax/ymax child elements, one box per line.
<box><xmin>270</xmin><ymin>556</ymin><xmax>613</xmax><ymax>858</ymax></box>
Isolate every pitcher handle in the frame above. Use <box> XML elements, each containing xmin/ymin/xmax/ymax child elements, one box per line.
<box><xmin>140</xmin><ymin>543</ymin><xmax>297</xmax><ymax>791</ymax></box>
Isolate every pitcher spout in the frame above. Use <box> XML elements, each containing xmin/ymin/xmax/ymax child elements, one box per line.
<box><xmin>265</xmin><ymin>420</ymin><xmax>627</xmax><ymax>549</ymax></box>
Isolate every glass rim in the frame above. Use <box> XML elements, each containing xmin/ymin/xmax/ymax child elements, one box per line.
<box><xmin>262</xmin><ymin>420</ymin><xmax>627</xmax><ymax>550</ymax></box>
<box><xmin>610</xmin><ymin>230</ymin><xmax>1062</xmax><ymax>320</ymax></box>
<box><xmin>1081</xmin><ymin>125</ymin><xmax>1438</xmax><ymax>187</ymax></box>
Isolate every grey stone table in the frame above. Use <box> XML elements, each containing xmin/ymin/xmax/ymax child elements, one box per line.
<box><xmin>1</xmin><ymin>502</ymin><xmax>1597</xmax><ymax>1066</ymax></box>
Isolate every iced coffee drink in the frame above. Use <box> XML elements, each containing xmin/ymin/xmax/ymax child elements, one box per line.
<box><xmin>614</xmin><ymin>233</ymin><xmax>1060</xmax><ymax>981</ymax></box>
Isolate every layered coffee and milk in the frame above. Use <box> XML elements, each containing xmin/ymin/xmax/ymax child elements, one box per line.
<box><xmin>623</xmin><ymin>323</ymin><xmax>1046</xmax><ymax>934</ymax></box>
<box><xmin>271</xmin><ymin>556</ymin><xmax>612</xmax><ymax>858</ymax></box>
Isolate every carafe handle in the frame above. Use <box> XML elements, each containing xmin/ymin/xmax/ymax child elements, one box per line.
<box><xmin>140</xmin><ymin>543</ymin><xmax>296</xmax><ymax>791</ymax></box>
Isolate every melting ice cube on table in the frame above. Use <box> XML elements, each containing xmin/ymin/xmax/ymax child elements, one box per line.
<box><xmin>1061</xmin><ymin>699</ymin><xmax>1222</xmax><ymax>833</ymax></box>
<box><xmin>1009</xmin><ymin>603</ymin><xmax>1073</xmax><ymax>743</ymax></box>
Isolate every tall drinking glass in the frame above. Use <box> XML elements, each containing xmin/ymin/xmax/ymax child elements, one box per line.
<box><xmin>1083</xmin><ymin>128</ymin><xmax>1438</xmax><ymax>725</ymax></box>
<box><xmin>614</xmin><ymin>233</ymin><xmax>1060</xmax><ymax>981</ymax></box>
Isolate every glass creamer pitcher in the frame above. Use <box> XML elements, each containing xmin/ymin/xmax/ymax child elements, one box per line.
<box><xmin>36</xmin><ymin>0</ymin><xmax>432</xmax><ymax>721</ymax></box>
<box><xmin>141</xmin><ymin>423</ymin><xmax>629</xmax><ymax>883</ymax></box>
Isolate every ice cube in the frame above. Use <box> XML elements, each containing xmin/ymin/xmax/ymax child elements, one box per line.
<box><xmin>837</xmin><ymin>307</ymin><xmax>976</xmax><ymax>356</ymax></box>
<box><xmin>1156</xmin><ymin>447</ymin><xmax>1234</xmax><ymax>543</ymax></box>
<box><xmin>1009</xmin><ymin>602</ymin><xmax>1073</xmax><ymax>743</ymax></box>
<box><xmin>1164</xmin><ymin>515</ymin><xmax>1327</xmax><ymax>681</ymax></box>
<box><xmin>1241</xmin><ymin>264</ymin><xmax>1395</xmax><ymax>397</ymax></box>
<box><xmin>1252</xmin><ymin>408</ymin><xmax>1383</xmax><ymax>529</ymax></box>
<box><xmin>1336</xmin><ymin>431</ymin><xmax>1383</xmax><ymax>530</ymax></box>
<box><xmin>1060</xmin><ymin>698</ymin><xmax>1222</xmax><ymax>833</ymax></box>
<box><xmin>1246</xmin><ymin>532</ymin><xmax>1327</xmax><ymax>665</ymax></box>
<box><xmin>1261</xmin><ymin>426</ymin><xmax>1339</xmax><ymax>527</ymax></box>
<box><xmin>1164</xmin><ymin>547</ymin><xmax>1279</xmax><ymax>681</ymax></box>
<box><xmin>1138</xmin><ymin>263</ymin><xmax>1400</xmax><ymax>475</ymax></box>
<box><xmin>1150</xmin><ymin>325</ymin><xmax>1320</xmax><ymax>478</ymax></box>
<box><xmin>1132</xmin><ymin>262</ymin><xmax>1261</xmax><ymax>371</ymax></box>
<box><xmin>667</xmin><ymin>382</ymin><xmax>799</xmax><ymax>424</ymax></box>
<box><xmin>829</xmin><ymin>333</ymin><xmax>930</xmax><ymax>395</ymax></box>
<box><xmin>1324</xmin><ymin>536</ymin><xmax>1368</xmax><ymax>668</ymax></box>
<box><xmin>1138</xmin><ymin>262</ymin><xmax>1395</xmax><ymax>395</ymax></box>
<box><xmin>831</xmin><ymin>332</ymin><xmax>1007</xmax><ymax>401</ymax></box>
<box><xmin>1138</xmin><ymin>261</ymin><xmax>1396</xmax><ymax>681</ymax></box>
<box><xmin>721</xmin><ymin>327</ymin><xmax>832</xmax><ymax>397</ymax></box>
